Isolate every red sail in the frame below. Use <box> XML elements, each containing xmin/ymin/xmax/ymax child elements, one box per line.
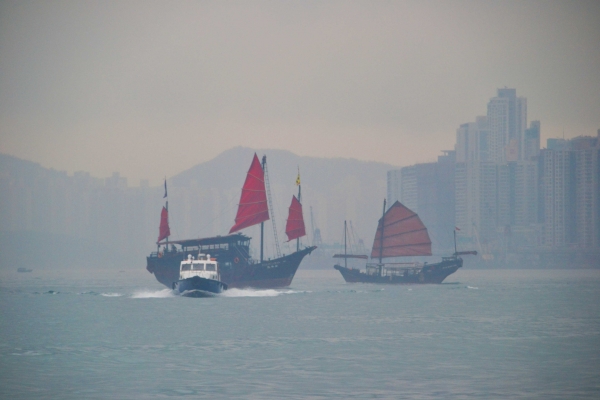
<box><xmin>370</xmin><ymin>201</ymin><xmax>432</xmax><ymax>258</ymax></box>
<box><xmin>285</xmin><ymin>195</ymin><xmax>306</xmax><ymax>241</ymax></box>
<box><xmin>157</xmin><ymin>206</ymin><xmax>170</xmax><ymax>243</ymax></box>
<box><xmin>229</xmin><ymin>154</ymin><xmax>270</xmax><ymax>233</ymax></box>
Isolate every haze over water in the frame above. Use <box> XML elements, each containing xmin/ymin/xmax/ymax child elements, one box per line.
<box><xmin>2</xmin><ymin>268</ymin><xmax>599</xmax><ymax>399</ymax></box>
<box><xmin>1</xmin><ymin>2</ymin><xmax>600</xmax><ymax>398</ymax></box>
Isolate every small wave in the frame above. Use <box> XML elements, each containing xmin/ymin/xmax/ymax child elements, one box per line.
<box><xmin>327</xmin><ymin>288</ymin><xmax>384</xmax><ymax>294</ymax></box>
<box><xmin>78</xmin><ymin>291</ymin><xmax>100</xmax><ymax>296</ymax></box>
<box><xmin>101</xmin><ymin>292</ymin><xmax>123</xmax><ymax>297</ymax></box>
<box><xmin>12</xmin><ymin>350</ymin><xmax>44</xmax><ymax>356</ymax></box>
<box><xmin>131</xmin><ymin>289</ymin><xmax>175</xmax><ymax>299</ymax></box>
<box><xmin>467</xmin><ymin>286</ymin><xmax>479</xmax><ymax>290</ymax></box>
<box><xmin>222</xmin><ymin>288</ymin><xmax>307</xmax><ymax>298</ymax></box>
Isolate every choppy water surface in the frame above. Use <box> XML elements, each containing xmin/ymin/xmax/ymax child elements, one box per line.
<box><xmin>1</xmin><ymin>268</ymin><xmax>599</xmax><ymax>399</ymax></box>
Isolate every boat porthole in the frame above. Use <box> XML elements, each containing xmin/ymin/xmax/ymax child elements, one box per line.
<box><xmin>234</xmin><ymin>257</ymin><xmax>239</xmax><ymax>263</ymax></box>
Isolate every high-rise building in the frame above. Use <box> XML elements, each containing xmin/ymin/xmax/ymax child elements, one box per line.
<box><xmin>387</xmin><ymin>152</ymin><xmax>456</xmax><ymax>254</ymax></box>
<box><xmin>572</xmin><ymin>133</ymin><xmax>600</xmax><ymax>248</ymax></box>
<box><xmin>454</xmin><ymin>160</ymin><xmax>497</xmax><ymax>241</ymax></box>
<box><xmin>540</xmin><ymin>148</ymin><xmax>576</xmax><ymax>247</ymax></box>
<box><xmin>455</xmin><ymin>116</ymin><xmax>490</xmax><ymax>162</ymax></box>
<box><xmin>386</xmin><ymin>169</ymin><xmax>401</xmax><ymax>206</ymax></box>
<box><xmin>523</xmin><ymin>121</ymin><xmax>541</xmax><ymax>161</ymax></box>
<box><xmin>487</xmin><ymin>88</ymin><xmax>527</xmax><ymax>163</ymax></box>
<box><xmin>539</xmin><ymin>132</ymin><xmax>600</xmax><ymax>250</ymax></box>
<box><xmin>455</xmin><ymin>89</ymin><xmax>540</xmax><ymax>253</ymax></box>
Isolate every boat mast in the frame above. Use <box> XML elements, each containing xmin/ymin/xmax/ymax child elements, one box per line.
<box><xmin>165</xmin><ymin>177</ymin><xmax>168</xmax><ymax>249</ymax></box>
<box><xmin>296</xmin><ymin>168</ymin><xmax>301</xmax><ymax>252</ymax></box>
<box><xmin>378</xmin><ymin>199</ymin><xmax>386</xmax><ymax>276</ymax></box>
<box><xmin>260</xmin><ymin>156</ymin><xmax>266</xmax><ymax>263</ymax></box>
<box><xmin>453</xmin><ymin>229</ymin><xmax>457</xmax><ymax>255</ymax></box>
<box><xmin>344</xmin><ymin>220</ymin><xmax>347</xmax><ymax>269</ymax></box>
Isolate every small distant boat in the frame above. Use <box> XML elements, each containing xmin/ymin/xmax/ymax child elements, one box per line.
<box><xmin>173</xmin><ymin>254</ymin><xmax>228</xmax><ymax>297</ymax></box>
<box><xmin>334</xmin><ymin>200</ymin><xmax>476</xmax><ymax>284</ymax></box>
<box><xmin>17</xmin><ymin>267</ymin><xmax>33</xmax><ymax>273</ymax></box>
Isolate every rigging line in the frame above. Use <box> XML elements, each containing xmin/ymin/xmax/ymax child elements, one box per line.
<box><xmin>263</xmin><ymin>159</ymin><xmax>281</xmax><ymax>258</ymax></box>
<box><xmin>347</xmin><ymin>220</ymin><xmax>354</xmax><ymax>253</ymax></box>
<box><xmin>349</xmin><ymin>221</ymin><xmax>359</xmax><ymax>254</ymax></box>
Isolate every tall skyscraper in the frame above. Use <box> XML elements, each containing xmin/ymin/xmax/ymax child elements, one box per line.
<box><xmin>487</xmin><ymin>88</ymin><xmax>527</xmax><ymax>163</ymax></box>
<box><xmin>523</xmin><ymin>121</ymin><xmax>541</xmax><ymax>161</ymax></box>
<box><xmin>386</xmin><ymin>169</ymin><xmax>401</xmax><ymax>206</ymax></box>
<box><xmin>455</xmin><ymin>89</ymin><xmax>540</xmax><ymax>253</ymax></box>
<box><xmin>539</xmin><ymin>132</ymin><xmax>600</xmax><ymax>249</ymax></box>
<box><xmin>540</xmin><ymin>148</ymin><xmax>576</xmax><ymax>247</ymax></box>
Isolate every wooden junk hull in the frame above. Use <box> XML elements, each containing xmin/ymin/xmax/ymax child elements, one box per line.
<box><xmin>334</xmin><ymin>257</ymin><xmax>462</xmax><ymax>284</ymax></box>
<box><xmin>148</xmin><ymin>243</ymin><xmax>316</xmax><ymax>289</ymax></box>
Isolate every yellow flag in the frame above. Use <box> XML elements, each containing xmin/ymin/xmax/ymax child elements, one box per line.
<box><xmin>296</xmin><ymin>168</ymin><xmax>301</xmax><ymax>186</ymax></box>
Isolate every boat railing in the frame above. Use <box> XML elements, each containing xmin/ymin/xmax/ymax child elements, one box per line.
<box><xmin>366</xmin><ymin>263</ymin><xmax>423</xmax><ymax>277</ymax></box>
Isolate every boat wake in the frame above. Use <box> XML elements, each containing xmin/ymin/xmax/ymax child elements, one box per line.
<box><xmin>131</xmin><ymin>289</ymin><xmax>176</xmax><ymax>299</ymax></box>
<box><xmin>221</xmin><ymin>288</ymin><xmax>307</xmax><ymax>298</ymax></box>
<box><xmin>77</xmin><ymin>291</ymin><xmax>123</xmax><ymax>297</ymax></box>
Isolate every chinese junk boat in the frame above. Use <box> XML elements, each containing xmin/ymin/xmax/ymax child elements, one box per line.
<box><xmin>173</xmin><ymin>253</ymin><xmax>227</xmax><ymax>297</ymax></box>
<box><xmin>334</xmin><ymin>200</ymin><xmax>476</xmax><ymax>284</ymax></box>
<box><xmin>146</xmin><ymin>154</ymin><xmax>316</xmax><ymax>289</ymax></box>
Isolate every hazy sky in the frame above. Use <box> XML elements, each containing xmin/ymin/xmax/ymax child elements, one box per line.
<box><xmin>1</xmin><ymin>0</ymin><xmax>599</xmax><ymax>185</ymax></box>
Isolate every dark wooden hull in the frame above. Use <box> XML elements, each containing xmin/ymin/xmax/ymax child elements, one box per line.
<box><xmin>334</xmin><ymin>257</ymin><xmax>463</xmax><ymax>284</ymax></box>
<box><xmin>147</xmin><ymin>246</ymin><xmax>316</xmax><ymax>289</ymax></box>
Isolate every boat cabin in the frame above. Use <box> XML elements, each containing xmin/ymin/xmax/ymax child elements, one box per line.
<box><xmin>152</xmin><ymin>233</ymin><xmax>251</xmax><ymax>267</ymax></box>
<box><xmin>179</xmin><ymin>254</ymin><xmax>220</xmax><ymax>281</ymax></box>
<box><xmin>366</xmin><ymin>263</ymin><xmax>423</xmax><ymax>277</ymax></box>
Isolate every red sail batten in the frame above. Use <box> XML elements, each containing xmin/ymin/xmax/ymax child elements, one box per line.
<box><xmin>370</xmin><ymin>201</ymin><xmax>432</xmax><ymax>258</ymax></box>
<box><xmin>229</xmin><ymin>154</ymin><xmax>270</xmax><ymax>233</ymax></box>
<box><xmin>285</xmin><ymin>195</ymin><xmax>306</xmax><ymax>241</ymax></box>
<box><xmin>157</xmin><ymin>206</ymin><xmax>170</xmax><ymax>243</ymax></box>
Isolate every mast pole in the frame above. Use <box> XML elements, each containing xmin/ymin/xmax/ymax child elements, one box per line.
<box><xmin>344</xmin><ymin>220</ymin><xmax>347</xmax><ymax>269</ymax></box>
<box><xmin>261</xmin><ymin>156</ymin><xmax>266</xmax><ymax>263</ymax></box>
<box><xmin>454</xmin><ymin>229</ymin><xmax>457</xmax><ymax>255</ymax></box>
<box><xmin>297</xmin><ymin>170</ymin><xmax>301</xmax><ymax>252</ymax></box>
<box><xmin>164</xmin><ymin>177</ymin><xmax>169</xmax><ymax>251</ymax></box>
<box><xmin>378</xmin><ymin>199</ymin><xmax>386</xmax><ymax>276</ymax></box>
<box><xmin>166</xmin><ymin>200</ymin><xmax>169</xmax><ymax>250</ymax></box>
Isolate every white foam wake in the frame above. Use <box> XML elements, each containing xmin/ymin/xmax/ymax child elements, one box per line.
<box><xmin>101</xmin><ymin>292</ymin><xmax>123</xmax><ymax>297</ymax></box>
<box><xmin>131</xmin><ymin>289</ymin><xmax>176</xmax><ymax>298</ymax></box>
<box><xmin>221</xmin><ymin>288</ymin><xmax>306</xmax><ymax>298</ymax></box>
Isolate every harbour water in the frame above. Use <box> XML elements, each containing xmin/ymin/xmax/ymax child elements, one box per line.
<box><xmin>1</xmin><ymin>267</ymin><xmax>599</xmax><ymax>399</ymax></box>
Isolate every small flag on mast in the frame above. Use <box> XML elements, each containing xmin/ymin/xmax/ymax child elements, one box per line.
<box><xmin>163</xmin><ymin>178</ymin><xmax>168</xmax><ymax>198</ymax></box>
<box><xmin>296</xmin><ymin>167</ymin><xmax>301</xmax><ymax>186</ymax></box>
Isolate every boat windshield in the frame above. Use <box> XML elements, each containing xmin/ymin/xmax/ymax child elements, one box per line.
<box><xmin>206</xmin><ymin>263</ymin><xmax>216</xmax><ymax>271</ymax></box>
<box><xmin>192</xmin><ymin>263</ymin><xmax>205</xmax><ymax>271</ymax></box>
<box><xmin>181</xmin><ymin>263</ymin><xmax>192</xmax><ymax>271</ymax></box>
